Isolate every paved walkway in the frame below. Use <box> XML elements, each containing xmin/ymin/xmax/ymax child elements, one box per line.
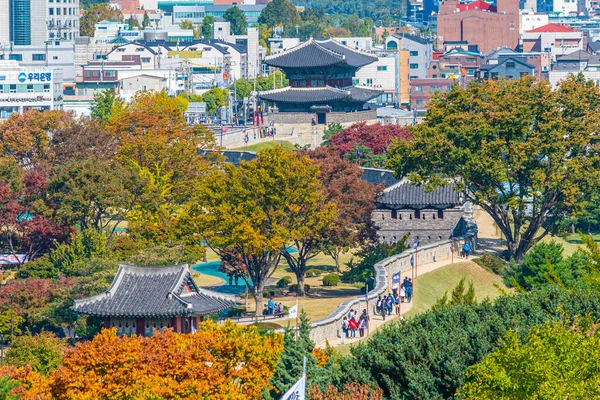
<box><xmin>318</xmin><ymin>209</ymin><xmax>504</xmax><ymax>348</ymax></box>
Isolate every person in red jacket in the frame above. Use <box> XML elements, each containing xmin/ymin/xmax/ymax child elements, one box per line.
<box><xmin>348</xmin><ymin>315</ymin><xmax>358</xmax><ymax>338</ymax></box>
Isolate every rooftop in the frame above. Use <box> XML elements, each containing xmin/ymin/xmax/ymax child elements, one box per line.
<box><xmin>378</xmin><ymin>180</ymin><xmax>463</xmax><ymax>209</ymax></box>
<box><xmin>455</xmin><ymin>0</ymin><xmax>497</xmax><ymax>12</ymax></box>
<box><xmin>527</xmin><ymin>23</ymin><xmax>575</xmax><ymax>33</ymax></box>
<box><xmin>257</xmin><ymin>86</ymin><xmax>383</xmax><ymax>104</ymax></box>
<box><xmin>72</xmin><ymin>264</ymin><xmax>236</xmax><ymax>318</ymax></box>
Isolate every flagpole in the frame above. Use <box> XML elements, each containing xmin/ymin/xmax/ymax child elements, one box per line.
<box><xmin>295</xmin><ymin>299</ymin><xmax>299</xmax><ymax>341</ymax></box>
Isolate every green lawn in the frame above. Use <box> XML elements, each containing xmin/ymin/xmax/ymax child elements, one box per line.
<box><xmin>541</xmin><ymin>233</ymin><xmax>600</xmax><ymax>256</ymax></box>
<box><xmin>403</xmin><ymin>261</ymin><xmax>509</xmax><ymax>318</ymax></box>
<box><xmin>231</xmin><ymin>140</ymin><xmax>296</xmax><ymax>152</ymax></box>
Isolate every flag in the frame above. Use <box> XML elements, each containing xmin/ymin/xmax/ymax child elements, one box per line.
<box><xmin>288</xmin><ymin>302</ymin><xmax>298</xmax><ymax>319</ymax></box>
<box><xmin>391</xmin><ymin>273</ymin><xmax>401</xmax><ymax>289</ymax></box>
<box><xmin>280</xmin><ymin>375</ymin><xmax>306</xmax><ymax>400</ymax></box>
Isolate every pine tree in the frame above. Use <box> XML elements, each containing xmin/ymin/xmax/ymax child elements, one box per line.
<box><xmin>142</xmin><ymin>12</ymin><xmax>150</xmax><ymax>29</ymax></box>
<box><xmin>269</xmin><ymin>310</ymin><xmax>317</xmax><ymax>398</ymax></box>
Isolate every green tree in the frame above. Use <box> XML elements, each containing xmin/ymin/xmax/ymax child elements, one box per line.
<box><xmin>127</xmin><ymin>15</ymin><xmax>140</xmax><ymax>29</ymax></box>
<box><xmin>90</xmin><ymin>90</ymin><xmax>123</xmax><ymax>123</ymax></box>
<box><xmin>432</xmin><ymin>277</ymin><xmax>476</xmax><ymax>311</ymax></box>
<box><xmin>387</xmin><ymin>75</ymin><xmax>600</xmax><ymax>263</ymax></box>
<box><xmin>0</xmin><ymin>377</ymin><xmax>19</xmax><ymax>400</ymax></box>
<box><xmin>0</xmin><ymin>310</ymin><xmax>25</xmax><ymax>337</ymax></box>
<box><xmin>461</xmin><ymin>322</ymin><xmax>600</xmax><ymax>399</ymax></box>
<box><xmin>231</xmin><ymin>79</ymin><xmax>253</xmax><ymax>100</ymax></box>
<box><xmin>342</xmin><ymin>241</ymin><xmax>407</xmax><ymax>284</ymax></box>
<box><xmin>269</xmin><ymin>310</ymin><xmax>318</xmax><ymax>397</ymax></box>
<box><xmin>223</xmin><ymin>6</ymin><xmax>247</xmax><ymax>35</ymax></box>
<box><xmin>79</xmin><ymin>3</ymin><xmax>123</xmax><ymax>37</ymax></box>
<box><xmin>321</xmin><ymin>122</ymin><xmax>343</xmax><ymax>146</ymax></box>
<box><xmin>202</xmin><ymin>16</ymin><xmax>215</xmax><ymax>39</ymax></box>
<box><xmin>6</xmin><ymin>332</ymin><xmax>66</xmax><ymax>376</ymax></box>
<box><xmin>142</xmin><ymin>11</ymin><xmax>150</xmax><ymax>29</ymax></box>
<box><xmin>258</xmin><ymin>0</ymin><xmax>301</xmax><ymax>31</ymax></box>
<box><xmin>503</xmin><ymin>241</ymin><xmax>588</xmax><ymax>290</ymax></box>
<box><xmin>179</xmin><ymin>19</ymin><xmax>193</xmax><ymax>30</ymax></box>
<box><xmin>193</xmin><ymin>147</ymin><xmax>325</xmax><ymax>315</ymax></box>
<box><xmin>202</xmin><ymin>88</ymin><xmax>229</xmax><ymax>115</ymax></box>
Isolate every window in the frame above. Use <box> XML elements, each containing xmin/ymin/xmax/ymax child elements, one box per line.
<box><xmin>432</xmin><ymin>65</ymin><xmax>437</xmax><ymax>69</ymax></box>
<box><xmin>43</xmin><ymin>84</ymin><xmax>50</xmax><ymax>92</ymax></box>
<box><xmin>136</xmin><ymin>47</ymin><xmax>144</xmax><ymax>52</ymax></box>
<box><xmin>0</xmin><ymin>85</ymin><xmax>3</xmax><ymax>93</ymax></box>
<box><xmin>437</xmin><ymin>210</ymin><xmax>444</xmax><ymax>219</ymax></box>
<box><xmin>104</xmin><ymin>70</ymin><xmax>116</xmax><ymax>77</ymax></box>
<box><xmin>9</xmin><ymin>84</ymin><xmax>16</xmax><ymax>93</ymax></box>
<box><xmin>391</xmin><ymin>210</ymin><xmax>397</xmax><ymax>219</ymax></box>
<box><xmin>366</xmin><ymin>78</ymin><xmax>373</xmax><ymax>84</ymax></box>
<box><xmin>9</xmin><ymin>54</ymin><xmax>22</xmax><ymax>61</ymax></box>
<box><xmin>415</xmin><ymin>210</ymin><xmax>421</xmax><ymax>219</ymax></box>
<box><xmin>33</xmin><ymin>54</ymin><xmax>45</xmax><ymax>61</ymax></box>
<box><xmin>413</xmin><ymin>86</ymin><xmax>422</xmax><ymax>92</ymax></box>
<box><xmin>430</xmin><ymin>86</ymin><xmax>442</xmax><ymax>92</ymax></box>
<box><xmin>410</xmin><ymin>50</ymin><xmax>418</xmax><ymax>56</ymax></box>
<box><xmin>84</xmin><ymin>70</ymin><xmax>91</xmax><ymax>77</ymax></box>
<box><xmin>49</xmin><ymin>8</ymin><xmax>54</xmax><ymax>14</ymax></box>
<box><xmin>26</xmin><ymin>84</ymin><xmax>34</xmax><ymax>92</ymax></box>
<box><xmin>432</xmin><ymin>74</ymin><xmax>438</xmax><ymax>78</ymax></box>
<box><xmin>465</xmin><ymin>57</ymin><xmax>476</xmax><ymax>62</ymax></box>
<box><xmin>117</xmin><ymin>48</ymin><xmax>125</xmax><ymax>52</ymax></box>
<box><xmin>53</xmin><ymin>56</ymin><xmax>58</xmax><ymax>60</ymax></box>
<box><xmin>56</xmin><ymin>7</ymin><xmax>60</xmax><ymax>14</ymax></box>
<box><xmin>410</xmin><ymin>63</ymin><xmax>419</xmax><ymax>69</ymax></box>
<box><xmin>377</xmin><ymin>65</ymin><xmax>387</xmax><ymax>71</ymax></box>
<box><xmin>142</xmin><ymin>57</ymin><xmax>151</xmax><ymax>63</ymax></box>
<box><xmin>506</xmin><ymin>61</ymin><xmax>516</xmax><ymax>68</ymax></box>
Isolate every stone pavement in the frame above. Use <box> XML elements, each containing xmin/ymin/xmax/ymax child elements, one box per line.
<box><xmin>318</xmin><ymin>253</ymin><xmax>476</xmax><ymax>348</ymax></box>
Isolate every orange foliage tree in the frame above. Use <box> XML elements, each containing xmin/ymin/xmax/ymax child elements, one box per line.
<box><xmin>43</xmin><ymin>321</ymin><xmax>283</xmax><ymax>399</ymax></box>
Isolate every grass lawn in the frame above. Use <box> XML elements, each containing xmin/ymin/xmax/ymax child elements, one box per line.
<box><xmin>541</xmin><ymin>233</ymin><xmax>600</xmax><ymax>256</ymax></box>
<box><xmin>231</xmin><ymin>140</ymin><xmax>296</xmax><ymax>152</ymax></box>
<box><xmin>192</xmin><ymin>272</ymin><xmax>224</xmax><ymax>287</ymax></box>
<box><xmin>403</xmin><ymin>261</ymin><xmax>509</xmax><ymax>318</ymax></box>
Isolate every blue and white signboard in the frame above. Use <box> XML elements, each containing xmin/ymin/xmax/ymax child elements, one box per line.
<box><xmin>18</xmin><ymin>72</ymin><xmax>52</xmax><ymax>83</ymax></box>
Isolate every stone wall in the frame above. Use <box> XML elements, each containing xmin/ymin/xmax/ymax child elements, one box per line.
<box><xmin>374</xmin><ymin>207</ymin><xmax>465</xmax><ymax>245</ymax></box>
<box><xmin>263</xmin><ymin>110</ymin><xmax>377</xmax><ymax>125</ymax></box>
<box><xmin>309</xmin><ymin>218</ymin><xmax>478</xmax><ymax>343</ymax></box>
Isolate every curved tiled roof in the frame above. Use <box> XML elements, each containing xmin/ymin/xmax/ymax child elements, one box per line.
<box><xmin>378</xmin><ymin>181</ymin><xmax>463</xmax><ymax>208</ymax></box>
<box><xmin>257</xmin><ymin>86</ymin><xmax>382</xmax><ymax>104</ymax></box>
<box><xmin>264</xmin><ymin>38</ymin><xmax>377</xmax><ymax>69</ymax></box>
<box><xmin>72</xmin><ymin>264</ymin><xmax>236</xmax><ymax>318</ymax></box>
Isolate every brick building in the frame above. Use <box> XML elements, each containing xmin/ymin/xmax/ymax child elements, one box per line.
<box><xmin>436</xmin><ymin>0</ymin><xmax>520</xmax><ymax>53</ymax></box>
<box><xmin>410</xmin><ymin>78</ymin><xmax>455</xmax><ymax>110</ymax></box>
<box><xmin>522</xmin><ymin>23</ymin><xmax>583</xmax><ymax>59</ymax></box>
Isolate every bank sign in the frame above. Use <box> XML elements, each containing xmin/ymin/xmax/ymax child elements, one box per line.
<box><xmin>18</xmin><ymin>72</ymin><xmax>52</xmax><ymax>83</ymax></box>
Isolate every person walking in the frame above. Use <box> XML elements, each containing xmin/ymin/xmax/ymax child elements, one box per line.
<box><xmin>406</xmin><ymin>279</ymin><xmax>413</xmax><ymax>302</ymax></box>
<box><xmin>394</xmin><ymin>293</ymin><xmax>401</xmax><ymax>315</ymax></box>
<box><xmin>342</xmin><ymin>316</ymin><xmax>349</xmax><ymax>340</ymax></box>
<box><xmin>376</xmin><ymin>296</ymin><xmax>382</xmax><ymax>316</ymax></box>
<box><xmin>463</xmin><ymin>242</ymin><xmax>471</xmax><ymax>259</ymax></box>
<box><xmin>381</xmin><ymin>295</ymin><xmax>387</xmax><ymax>320</ymax></box>
<box><xmin>348</xmin><ymin>315</ymin><xmax>358</xmax><ymax>338</ymax></box>
<box><xmin>400</xmin><ymin>285</ymin><xmax>406</xmax><ymax>303</ymax></box>
<box><xmin>267</xmin><ymin>298</ymin><xmax>274</xmax><ymax>315</ymax></box>
<box><xmin>386</xmin><ymin>295</ymin><xmax>393</xmax><ymax>316</ymax></box>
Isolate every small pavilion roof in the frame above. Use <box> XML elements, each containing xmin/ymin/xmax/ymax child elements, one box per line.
<box><xmin>263</xmin><ymin>38</ymin><xmax>378</xmax><ymax>69</ymax></box>
<box><xmin>378</xmin><ymin>180</ymin><xmax>463</xmax><ymax>209</ymax></box>
<box><xmin>257</xmin><ymin>85</ymin><xmax>382</xmax><ymax>104</ymax></box>
<box><xmin>72</xmin><ymin>264</ymin><xmax>236</xmax><ymax>318</ymax></box>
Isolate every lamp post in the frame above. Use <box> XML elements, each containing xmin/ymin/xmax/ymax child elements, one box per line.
<box><xmin>9</xmin><ymin>294</ymin><xmax>13</xmax><ymax>344</ymax></box>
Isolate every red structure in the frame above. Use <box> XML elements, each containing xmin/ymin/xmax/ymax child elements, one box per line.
<box><xmin>436</xmin><ymin>0</ymin><xmax>520</xmax><ymax>53</ymax></box>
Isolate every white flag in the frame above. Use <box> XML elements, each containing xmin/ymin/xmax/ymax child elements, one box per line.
<box><xmin>280</xmin><ymin>375</ymin><xmax>305</xmax><ymax>400</ymax></box>
<box><xmin>288</xmin><ymin>303</ymin><xmax>298</xmax><ymax>319</ymax></box>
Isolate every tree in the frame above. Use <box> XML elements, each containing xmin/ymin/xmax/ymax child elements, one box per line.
<box><xmin>194</xmin><ymin>147</ymin><xmax>324</xmax><ymax>314</ymax></box>
<box><xmin>49</xmin><ymin>117</ymin><xmax>117</xmax><ymax>165</ymax></box>
<box><xmin>387</xmin><ymin>76</ymin><xmax>600</xmax><ymax>263</ymax></box>
<box><xmin>202</xmin><ymin>88</ymin><xmax>229</xmax><ymax>116</ymax></box>
<box><xmin>269</xmin><ymin>311</ymin><xmax>318</xmax><ymax>397</ymax></box>
<box><xmin>142</xmin><ymin>11</ymin><xmax>150</xmax><ymax>29</ymax></box>
<box><xmin>460</xmin><ymin>322</ymin><xmax>600</xmax><ymax>399</ymax></box>
<box><xmin>231</xmin><ymin>79</ymin><xmax>253</xmax><ymax>101</ymax></box>
<box><xmin>329</xmin><ymin>122</ymin><xmax>411</xmax><ymax>162</ymax></box>
<box><xmin>201</xmin><ymin>16</ymin><xmax>215</xmax><ymax>39</ymax></box>
<box><xmin>303</xmin><ymin>148</ymin><xmax>378</xmax><ymax>270</ymax></box>
<box><xmin>0</xmin><ymin>160</ymin><xmax>71</xmax><ymax>266</ymax></box>
<box><xmin>127</xmin><ymin>15</ymin><xmax>139</xmax><ymax>29</ymax></box>
<box><xmin>321</xmin><ymin>122</ymin><xmax>343</xmax><ymax>146</ymax></box>
<box><xmin>79</xmin><ymin>3</ymin><xmax>123</xmax><ymax>37</ymax></box>
<box><xmin>47</xmin><ymin>323</ymin><xmax>283</xmax><ymax>398</ymax></box>
<box><xmin>503</xmin><ymin>241</ymin><xmax>588</xmax><ymax>290</ymax></box>
<box><xmin>90</xmin><ymin>90</ymin><xmax>123</xmax><ymax>123</ymax></box>
<box><xmin>6</xmin><ymin>332</ymin><xmax>66</xmax><ymax>376</ymax></box>
<box><xmin>179</xmin><ymin>19</ymin><xmax>193</xmax><ymax>30</ymax></box>
<box><xmin>0</xmin><ymin>311</ymin><xmax>25</xmax><ymax>337</ymax></box>
<box><xmin>342</xmin><ymin>241</ymin><xmax>407</xmax><ymax>284</ymax></box>
<box><xmin>223</xmin><ymin>6</ymin><xmax>247</xmax><ymax>35</ymax></box>
<box><xmin>309</xmin><ymin>383</ymin><xmax>383</xmax><ymax>400</ymax></box>
<box><xmin>431</xmin><ymin>277</ymin><xmax>476</xmax><ymax>311</ymax></box>
<box><xmin>258</xmin><ymin>0</ymin><xmax>301</xmax><ymax>30</ymax></box>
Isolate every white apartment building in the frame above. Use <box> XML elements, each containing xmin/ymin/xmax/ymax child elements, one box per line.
<box><xmin>0</xmin><ymin>60</ymin><xmax>63</xmax><ymax>120</ymax></box>
<box><xmin>520</xmin><ymin>12</ymin><xmax>549</xmax><ymax>35</ymax></box>
<box><xmin>47</xmin><ymin>0</ymin><xmax>80</xmax><ymax>41</ymax></box>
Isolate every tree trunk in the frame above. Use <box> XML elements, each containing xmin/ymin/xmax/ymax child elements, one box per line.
<box><xmin>253</xmin><ymin>283</ymin><xmax>264</xmax><ymax>317</ymax></box>
<box><xmin>332</xmin><ymin>250</ymin><xmax>341</xmax><ymax>272</ymax></box>
<box><xmin>295</xmin><ymin>270</ymin><xmax>306</xmax><ymax>296</ymax></box>
<box><xmin>571</xmin><ymin>223</ymin><xmax>576</xmax><ymax>235</ymax></box>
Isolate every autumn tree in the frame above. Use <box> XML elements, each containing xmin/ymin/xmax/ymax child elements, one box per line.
<box><xmin>48</xmin><ymin>323</ymin><xmax>283</xmax><ymax>399</ymax></box>
<box><xmin>49</xmin><ymin>117</ymin><xmax>117</xmax><ymax>165</ymax></box>
<box><xmin>223</xmin><ymin>6</ymin><xmax>247</xmax><ymax>35</ymax></box>
<box><xmin>304</xmin><ymin>147</ymin><xmax>378</xmax><ymax>270</ymax></box>
<box><xmin>329</xmin><ymin>122</ymin><xmax>411</xmax><ymax>168</ymax></box>
<box><xmin>387</xmin><ymin>75</ymin><xmax>600</xmax><ymax>262</ymax></box>
<box><xmin>6</xmin><ymin>332</ymin><xmax>66</xmax><ymax>376</ymax></box>
<box><xmin>194</xmin><ymin>147</ymin><xmax>326</xmax><ymax>312</ymax></box>
<box><xmin>80</xmin><ymin>3</ymin><xmax>123</xmax><ymax>37</ymax></box>
<box><xmin>309</xmin><ymin>383</ymin><xmax>384</xmax><ymax>400</ymax></box>
<box><xmin>460</xmin><ymin>322</ymin><xmax>600</xmax><ymax>399</ymax></box>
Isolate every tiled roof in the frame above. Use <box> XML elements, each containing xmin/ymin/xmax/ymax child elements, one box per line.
<box><xmin>72</xmin><ymin>265</ymin><xmax>236</xmax><ymax>318</ymax></box>
<box><xmin>257</xmin><ymin>86</ymin><xmax>382</xmax><ymax>104</ymax></box>
<box><xmin>455</xmin><ymin>0</ymin><xmax>497</xmax><ymax>12</ymax></box>
<box><xmin>527</xmin><ymin>23</ymin><xmax>574</xmax><ymax>33</ymax></box>
<box><xmin>391</xmin><ymin>33</ymin><xmax>430</xmax><ymax>45</ymax></box>
<box><xmin>263</xmin><ymin>38</ymin><xmax>377</xmax><ymax>69</ymax></box>
<box><xmin>378</xmin><ymin>181</ymin><xmax>463</xmax><ymax>208</ymax></box>
<box><xmin>361</xmin><ymin>168</ymin><xmax>399</xmax><ymax>189</ymax></box>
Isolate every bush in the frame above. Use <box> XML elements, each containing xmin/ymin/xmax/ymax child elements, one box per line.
<box><xmin>276</xmin><ymin>276</ymin><xmax>293</xmax><ymax>288</ymax></box>
<box><xmin>305</xmin><ymin>269</ymin><xmax>322</xmax><ymax>277</ymax></box>
<box><xmin>322</xmin><ymin>274</ymin><xmax>340</xmax><ymax>286</ymax></box>
<box><xmin>289</xmin><ymin>284</ymin><xmax>310</xmax><ymax>293</ymax></box>
<box><xmin>473</xmin><ymin>253</ymin><xmax>506</xmax><ymax>274</ymax></box>
<box><xmin>227</xmin><ymin>307</ymin><xmax>246</xmax><ymax>318</ymax></box>
<box><xmin>263</xmin><ymin>289</ymin><xmax>275</xmax><ymax>298</ymax></box>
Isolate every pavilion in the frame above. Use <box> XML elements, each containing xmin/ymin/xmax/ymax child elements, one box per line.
<box><xmin>72</xmin><ymin>264</ymin><xmax>236</xmax><ymax>336</ymax></box>
<box><xmin>259</xmin><ymin>38</ymin><xmax>383</xmax><ymax>123</ymax></box>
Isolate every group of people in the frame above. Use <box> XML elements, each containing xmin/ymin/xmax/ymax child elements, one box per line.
<box><xmin>375</xmin><ymin>277</ymin><xmax>414</xmax><ymax>320</ymax></box>
<box><xmin>341</xmin><ymin>309</ymin><xmax>370</xmax><ymax>339</ymax></box>
<box><xmin>263</xmin><ymin>298</ymin><xmax>285</xmax><ymax>317</ymax></box>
